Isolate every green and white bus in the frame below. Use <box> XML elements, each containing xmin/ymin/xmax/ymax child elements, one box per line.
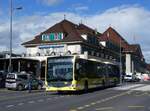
<box><xmin>45</xmin><ymin>55</ymin><xmax>120</xmax><ymax>92</ymax></box>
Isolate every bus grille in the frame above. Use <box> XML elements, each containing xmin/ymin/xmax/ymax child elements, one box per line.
<box><xmin>50</xmin><ymin>82</ymin><xmax>71</xmax><ymax>87</ymax></box>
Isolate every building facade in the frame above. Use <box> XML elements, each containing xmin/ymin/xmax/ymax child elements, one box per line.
<box><xmin>98</xmin><ymin>27</ymin><xmax>147</xmax><ymax>75</ymax></box>
<box><xmin>22</xmin><ymin>19</ymin><xmax>119</xmax><ymax>62</ymax></box>
<box><xmin>21</xmin><ymin>19</ymin><xmax>121</xmax><ymax>79</ymax></box>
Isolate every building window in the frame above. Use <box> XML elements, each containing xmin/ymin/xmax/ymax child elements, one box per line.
<box><xmin>96</xmin><ymin>52</ymin><xmax>99</xmax><ymax>57</ymax></box>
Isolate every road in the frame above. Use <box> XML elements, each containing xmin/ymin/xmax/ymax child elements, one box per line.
<box><xmin>0</xmin><ymin>81</ymin><xmax>150</xmax><ymax>111</ymax></box>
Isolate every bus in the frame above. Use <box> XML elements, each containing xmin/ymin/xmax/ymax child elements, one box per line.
<box><xmin>45</xmin><ymin>55</ymin><xmax>120</xmax><ymax>92</ymax></box>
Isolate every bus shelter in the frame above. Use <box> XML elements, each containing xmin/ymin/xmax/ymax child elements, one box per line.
<box><xmin>0</xmin><ymin>57</ymin><xmax>45</xmax><ymax>80</ymax></box>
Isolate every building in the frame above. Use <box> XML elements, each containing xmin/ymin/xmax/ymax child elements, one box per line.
<box><xmin>98</xmin><ymin>27</ymin><xmax>147</xmax><ymax>75</ymax></box>
<box><xmin>21</xmin><ymin>19</ymin><xmax>120</xmax><ymax>79</ymax></box>
<box><xmin>0</xmin><ymin>19</ymin><xmax>146</xmax><ymax>79</ymax></box>
<box><xmin>22</xmin><ymin>19</ymin><xmax>119</xmax><ymax>61</ymax></box>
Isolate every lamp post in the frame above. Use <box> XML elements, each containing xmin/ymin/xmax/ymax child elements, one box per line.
<box><xmin>119</xmin><ymin>38</ymin><xmax>122</xmax><ymax>84</ymax></box>
<box><xmin>9</xmin><ymin>0</ymin><xmax>13</xmax><ymax>73</ymax></box>
<box><xmin>9</xmin><ymin>0</ymin><xmax>22</xmax><ymax>72</ymax></box>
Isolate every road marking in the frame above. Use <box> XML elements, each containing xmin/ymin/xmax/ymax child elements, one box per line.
<box><xmin>46</xmin><ymin>98</ymin><xmax>52</xmax><ymax>100</ymax></box>
<box><xmin>60</xmin><ymin>95</ymin><xmax>64</xmax><ymax>98</ymax></box>
<box><xmin>6</xmin><ymin>105</ymin><xmax>14</xmax><ymax>108</ymax></box>
<box><xmin>37</xmin><ymin>99</ymin><xmax>44</xmax><ymax>102</ymax></box>
<box><xmin>134</xmin><ymin>92</ymin><xmax>148</xmax><ymax>97</ymax></box>
<box><xmin>84</xmin><ymin>104</ymin><xmax>90</xmax><ymax>107</ymax></box>
<box><xmin>128</xmin><ymin>105</ymin><xmax>145</xmax><ymax>108</ymax></box>
<box><xmin>95</xmin><ymin>107</ymin><xmax>114</xmax><ymax>110</ymax></box>
<box><xmin>0</xmin><ymin>91</ymin><xmax>46</xmax><ymax>101</ymax></box>
<box><xmin>71</xmin><ymin>90</ymin><xmax>132</xmax><ymax>111</ymax></box>
<box><xmin>114</xmin><ymin>84</ymin><xmax>144</xmax><ymax>90</ymax></box>
<box><xmin>91</xmin><ymin>102</ymin><xmax>96</xmax><ymax>105</ymax></box>
<box><xmin>133</xmin><ymin>85</ymin><xmax>150</xmax><ymax>91</ymax></box>
<box><xmin>54</xmin><ymin>97</ymin><xmax>59</xmax><ymax>99</ymax></box>
<box><xmin>77</xmin><ymin>106</ymin><xmax>84</xmax><ymax>110</ymax></box>
<box><xmin>96</xmin><ymin>100</ymin><xmax>101</xmax><ymax>104</ymax></box>
<box><xmin>28</xmin><ymin>101</ymin><xmax>35</xmax><ymax>104</ymax></box>
<box><xmin>18</xmin><ymin>103</ymin><xmax>24</xmax><ymax>106</ymax></box>
<box><xmin>70</xmin><ymin>109</ymin><xmax>78</xmax><ymax>111</ymax></box>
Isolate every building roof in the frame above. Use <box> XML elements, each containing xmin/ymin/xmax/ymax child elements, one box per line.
<box><xmin>98</xmin><ymin>27</ymin><xmax>145</xmax><ymax>57</ymax></box>
<box><xmin>146</xmin><ymin>64</ymin><xmax>150</xmax><ymax>71</ymax></box>
<box><xmin>22</xmin><ymin>19</ymin><xmax>101</xmax><ymax>47</ymax></box>
<box><xmin>98</xmin><ymin>27</ymin><xmax>129</xmax><ymax>48</ymax></box>
<box><xmin>123</xmin><ymin>44</ymin><xmax>144</xmax><ymax>58</ymax></box>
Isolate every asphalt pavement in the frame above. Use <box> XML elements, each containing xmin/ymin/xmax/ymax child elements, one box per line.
<box><xmin>0</xmin><ymin>81</ymin><xmax>150</xmax><ymax>111</ymax></box>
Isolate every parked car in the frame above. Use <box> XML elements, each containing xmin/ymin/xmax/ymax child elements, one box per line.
<box><xmin>124</xmin><ymin>74</ymin><xmax>140</xmax><ymax>82</ymax></box>
<box><xmin>5</xmin><ymin>72</ymin><xmax>43</xmax><ymax>91</ymax></box>
<box><xmin>124</xmin><ymin>75</ymin><xmax>134</xmax><ymax>82</ymax></box>
<box><xmin>0</xmin><ymin>71</ymin><xmax>7</xmax><ymax>88</ymax></box>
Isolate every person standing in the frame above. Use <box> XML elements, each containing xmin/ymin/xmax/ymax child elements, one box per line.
<box><xmin>28</xmin><ymin>75</ymin><xmax>32</xmax><ymax>93</ymax></box>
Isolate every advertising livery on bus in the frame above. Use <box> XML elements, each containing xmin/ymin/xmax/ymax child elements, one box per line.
<box><xmin>45</xmin><ymin>55</ymin><xmax>120</xmax><ymax>92</ymax></box>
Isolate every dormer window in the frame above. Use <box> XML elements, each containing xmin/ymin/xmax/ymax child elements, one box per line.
<box><xmin>81</xmin><ymin>34</ymin><xmax>88</xmax><ymax>40</ymax></box>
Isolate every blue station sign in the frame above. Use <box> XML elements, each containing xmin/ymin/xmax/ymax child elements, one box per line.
<box><xmin>38</xmin><ymin>45</ymin><xmax>64</xmax><ymax>49</ymax></box>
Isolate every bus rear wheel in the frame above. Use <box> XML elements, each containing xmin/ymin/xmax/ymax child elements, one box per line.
<box><xmin>113</xmin><ymin>80</ymin><xmax>117</xmax><ymax>87</ymax></box>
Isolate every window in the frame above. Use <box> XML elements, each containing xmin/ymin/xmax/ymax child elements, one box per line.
<box><xmin>18</xmin><ymin>75</ymin><xmax>28</xmax><ymax>80</ymax></box>
<box><xmin>47</xmin><ymin>57</ymin><xmax>73</xmax><ymax>81</ymax></box>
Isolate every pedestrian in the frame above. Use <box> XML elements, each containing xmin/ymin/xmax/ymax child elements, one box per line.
<box><xmin>28</xmin><ymin>75</ymin><xmax>32</xmax><ymax>93</ymax></box>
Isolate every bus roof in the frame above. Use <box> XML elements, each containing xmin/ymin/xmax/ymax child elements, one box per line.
<box><xmin>47</xmin><ymin>54</ymin><xmax>120</xmax><ymax>66</ymax></box>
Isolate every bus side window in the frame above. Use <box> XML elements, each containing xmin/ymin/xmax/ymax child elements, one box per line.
<box><xmin>76</xmin><ymin>63</ymin><xmax>80</xmax><ymax>70</ymax></box>
<box><xmin>97</xmin><ymin>64</ymin><xmax>103</xmax><ymax>77</ymax></box>
<box><xmin>75</xmin><ymin>60</ymin><xmax>86</xmax><ymax>78</ymax></box>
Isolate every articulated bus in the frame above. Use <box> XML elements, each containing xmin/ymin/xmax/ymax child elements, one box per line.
<box><xmin>45</xmin><ymin>55</ymin><xmax>120</xmax><ymax>92</ymax></box>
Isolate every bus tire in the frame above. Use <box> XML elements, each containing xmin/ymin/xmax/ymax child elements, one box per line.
<box><xmin>113</xmin><ymin>80</ymin><xmax>117</xmax><ymax>87</ymax></box>
<box><xmin>17</xmin><ymin>84</ymin><xmax>23</xmax><ymax>91</ymax></box>
<box><xmin>37</xmin><ymin>84</ymin><xmax>42</xmax><ymax>90</ymax></box>
<box><xmin>84</xmin><ymin>81</ymin><xmax>88</xmax><ymax>93</ymax></box>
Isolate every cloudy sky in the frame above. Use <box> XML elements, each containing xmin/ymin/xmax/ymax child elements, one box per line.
<box><xmin>0</xmin><ymin>0</ymin><xmax>150</xmax><ymax>62</ymax></box>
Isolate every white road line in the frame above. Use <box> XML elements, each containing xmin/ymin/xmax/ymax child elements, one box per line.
<box><xmin>18</xmin><ymin>103</ymin><xmax>24</xmax><ymax>106</ymax></box>
<box><xmin>96</xmin><ymin>100</ymin><xmax>101</xmax><ymax>104</ymax></box>
<box><xmin>77</xmin><ymin>106</ymin><xmax>84</xmax><ymax>110</ymax></box>
<box><xmin>54</xmin><ymin>97</ymin><xmax>59</xmax><ymax>99</ymax></box>
<box><xmin>28</xmin><ymin>101</ymin><xmax>35</xmax><ymax>104</ymax></box>
<box><xmin>73</xmin><ymin>91</ymin><xmax>131</xmax><ymax>110</ymax></box>
<box><xmin>95</xmin><ymin>107</ymin><xmax>114</xmax><ymax>111</ymax></box>
<box><xmin>84</xmin><ymin>104</ymin><xmax>90</xmax><ymax>107</ymax></box>
<box><xmin>114</xmin><ymin>84</ymin><xmax>144</xmax><ymax>90</ymax></box>
<box><xmin>37</xmin><ymin>99</ymin><xmax>44</xmax><ymax>102</ymax></box>
<box><xmin>47</xmin><ymin>98</ymin><xmax>52</xmax><ymax>100</ymax></box>
<box><xmin>91</xmin><ymin>102</ymin><xmax>96</xmax><ymax>105</ymax></box>
<box><xmin>6</xmin><ymin>105</ymin><xmax>14</xmax><ymax>108</ymax></box>
<box><xmin>133</xmin><ymin>85</ymin><xmax>150</xmax><ymax>91</ymax></box>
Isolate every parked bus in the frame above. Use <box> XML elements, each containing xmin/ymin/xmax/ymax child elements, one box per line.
<box><xmin>45</xmin><ymin>55</ymin><xmax>120</xmax><ymax>92</ymax></box>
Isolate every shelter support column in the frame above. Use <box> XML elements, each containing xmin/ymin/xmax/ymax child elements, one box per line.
<box><xmin>18</xmin><ymin>61</ymin><xmax>21</xmax><ymax>72</ymax></box>
<box><xmin>36</xmin><ymin>62</ymin><xmax>41</xmax><ymax>79</ymax></box>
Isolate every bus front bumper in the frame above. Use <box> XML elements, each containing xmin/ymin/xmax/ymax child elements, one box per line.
<box><xmin>46</xmin><ymin>86</ymin><xmax>82</xmax><ymax>92</ymax></box>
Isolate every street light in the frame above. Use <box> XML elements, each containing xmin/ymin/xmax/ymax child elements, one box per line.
<box><xmin>119</xmin><ymin>38</ymin><xmax>122</xmax><ymax>84</ymax></box>
<box><xmin>9</xmin><ymin>0</ymin><xmax>22</xmax><ymax>72</ymax></box>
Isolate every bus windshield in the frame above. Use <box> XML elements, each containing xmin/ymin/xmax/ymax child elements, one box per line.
<box><xmin>47</xmin><ymin>57</ymin><xmax>73</xmax><ymax>82</ymax></box>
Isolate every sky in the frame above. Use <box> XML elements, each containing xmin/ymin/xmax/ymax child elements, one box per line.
<box><xmin>0</xmin><ymin>0</ymin><xmax>150</xmax><ymax>62</ymax></box>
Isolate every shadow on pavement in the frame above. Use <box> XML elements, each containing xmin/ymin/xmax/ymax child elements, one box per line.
<box><xmin>51</xmin><ymin>85</ymin><xmax>117</xmax><ymax>95</ymax></box>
